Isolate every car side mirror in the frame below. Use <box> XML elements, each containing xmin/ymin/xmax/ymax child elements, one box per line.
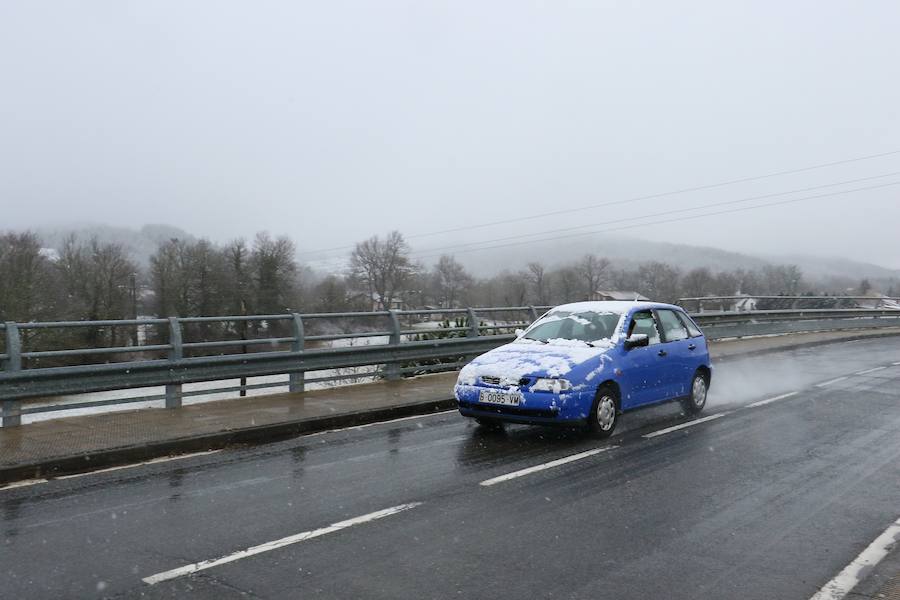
<box><xmin>624</xmin><ymin>333</ymin><xmax>650</xmax><ymax>349</ymax></box>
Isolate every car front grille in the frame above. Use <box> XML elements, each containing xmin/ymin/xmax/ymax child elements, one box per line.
<box><xmin>480</xmin><ymin>376</ymin><xmax>532</xmax><ymax>387</ymax></box>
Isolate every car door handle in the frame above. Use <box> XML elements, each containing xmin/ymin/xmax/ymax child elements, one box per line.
<box><xmin>657</xmin><ymin>349</ymin><xmax>667</xmax><ymax>357</ymax></box>
<box><xmin>688</xmin><ymin>344</ymin><xmax>696</xmax><ymax>350</ymax></box>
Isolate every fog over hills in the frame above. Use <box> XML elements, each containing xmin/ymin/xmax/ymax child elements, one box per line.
<box><xmin>34</xmin><ymin>223</ymin><xmax>195</xmax><ymax>266</ymax></box>
<box><xmin>29</xmin><ymin>223</ymin><xmax>900</xmax><ymax>288</ymax></box>
<box><xmin>410</xmin><ymin>233</ymin><xmax>899</xmax><ymax>284</ymax></box>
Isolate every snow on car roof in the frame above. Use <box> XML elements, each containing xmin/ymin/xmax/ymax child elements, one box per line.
<box><xmin>548</xmin><ymin>300</ymin><xmax>677</xmax><ymax>313</ymax></box>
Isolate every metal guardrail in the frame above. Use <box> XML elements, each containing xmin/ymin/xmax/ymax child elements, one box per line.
<box><xmin>678</xmin><ymin>295</ymin><xmax>900</xmax><ymax>312</ymax></box>
<box><xmin>2</xmin><ymin>304</ymin><xmax>900</xmax><ymax>427</ymax></box>
<box><xmin>0</xmin><ymin>306</ymin><xmax>549</xmax><ymax>426</ymax></box>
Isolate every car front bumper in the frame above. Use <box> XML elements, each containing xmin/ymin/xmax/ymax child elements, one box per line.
<box><xmin>454</xmin><ymin>384</ymin><xmax>594</xmax><ymax>424</ymax></box>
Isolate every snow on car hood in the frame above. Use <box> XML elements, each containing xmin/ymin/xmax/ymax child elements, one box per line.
<box><xmin>458</xmin><ymin>340</ymin><xmax>613</xmax><ymax>385</ymax></box>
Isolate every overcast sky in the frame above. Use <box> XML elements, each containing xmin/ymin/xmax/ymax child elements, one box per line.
<box><xmin>2</xmin><ymin>1</ymin><xmax>899</xmax><ymax>268</ymax></box>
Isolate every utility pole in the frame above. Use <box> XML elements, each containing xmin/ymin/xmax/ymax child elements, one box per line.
<box><xmin>130</xmin><ymin>272</ymin><xmax>138</xmax><ymax>346</ymax></box>
<box><xmin>239</xmin><ymin>298</ymin><xmax>248</xmax><ymax>397</ymax></box>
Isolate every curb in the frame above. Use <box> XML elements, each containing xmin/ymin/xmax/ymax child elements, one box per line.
<box><xmin>2</xmin><ymin>330</ymin><xmax>899</xmax><ymax>485</ymax></box>
<box><xmin>0</xmin><ymin>398</ymin><xmax>457</xmax><ymax>485</ymax></box>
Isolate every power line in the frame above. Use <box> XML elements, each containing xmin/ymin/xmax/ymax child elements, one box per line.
<box><xmin>297</xmin><ymin>148</ymin><xmax>900</xmax><ymax>257</ymax></box>
<box><xmin>409</xmin><ymin>171</ymin><xmax>900</xmax><ymax>258</ymax></box>
<box><xmin>410</xmin><ymin>181</ymin><xmax>900</xmax><ymax>261</ymax></box>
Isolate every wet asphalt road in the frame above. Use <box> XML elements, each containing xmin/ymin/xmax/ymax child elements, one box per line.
<box><xmin>2</xmin><ymin>337</ymin><xmax>900</xmax><ymax>599</ymax></box>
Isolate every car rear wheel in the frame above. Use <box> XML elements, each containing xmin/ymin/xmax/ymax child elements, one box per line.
<box><xmin>588</xmin><ymin>386</ymin><xmax>618</xmax><ymax>438</ymax></box>
<box><xmin>682</xmin><ymin>371</ymin><xmax>708</xmax><ymax>415</ymax></box>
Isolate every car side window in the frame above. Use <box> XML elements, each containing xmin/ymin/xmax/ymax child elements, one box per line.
<box><xmin>675</xmin><ymin>311</ymin><xmax>703</xmax><ymax>338</ymax></box>
<box><xmin>657</xmin><ymin>309</ymin><xmax>690</xmax><ymax>342</ymax></box>
<box><xmin>628</xmin><ymin>311</ymin><xmax>661</xmax><ymax>345</ymax></box>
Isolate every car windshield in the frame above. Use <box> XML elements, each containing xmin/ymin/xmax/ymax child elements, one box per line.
<box><xmin>521</xmin><ymin>310</ymin><xmax>622</xmax><ymax>346</ymax></box>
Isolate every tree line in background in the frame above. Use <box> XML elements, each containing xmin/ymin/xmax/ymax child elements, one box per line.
<box><xmin>1</xmin><ymin>228</ymin><xmax>897</xmax><ymax>350</ymax></box>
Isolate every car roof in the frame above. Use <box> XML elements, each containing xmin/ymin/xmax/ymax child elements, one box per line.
<box><xmin>548</xmin><ymin>300</ymin><xmax>683</xmax><ymax>314</ymax></box>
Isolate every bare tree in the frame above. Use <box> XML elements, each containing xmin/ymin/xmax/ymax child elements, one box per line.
<box><xmin>526</xmin><ymin>262</ymin><xmax>548</xmax><ymax>305</ymax></box>
<box><xmin>312</xmin><ymin>274</ymin><xmax>353</xmax><ymax>312</ymax></box>
<box><xmin>636</xmin><ymin>261</ymin><xmax>681</xmax><ymax>303</ymax></box>
<box><xmin>496</xmin><ymin>270</ymin><xmax>528</xmax><ymax>307</ymax></box>
<box><xmin>252</xmin><ymin>232</ymin><xmax>298</xmax><ymax>314</ymax></box>
<box><xmin>577</xmin><ymin>254</ymin><xmax>611</xmax><ymax>299</ymax></box>
<box><xmin>553</xmin><ymin>267</ymin><xmax>580</xmax><ymax>304</ymax></box>
<box><xmin>680</xmin><ymin>267</ymin><xmax>714</xmax><ymax>299</ymax></box>
<box><xmin>224</xmin><ymin>238</ymin><xmax>253</xmax><ymax>315</ymax></box>
<box><xmin>432</xmin><ymin>255</ymin><xmax>473</xmax><ymax>308</ymax></box>
<box><xmin>0</xmin><ymin>231</ymin><xmax>56</xmax><ymax>323</ymax></box>
<box><xmin>149</xmin><ymin>238</ymin><xmax>192</xmax><ymax>317</ymax></box>
<box><xmin>57</xmin><ymin>236</ymin><xmax>137</xmax><ymax>346</ymax></box>
<box><xmin>760</xmin><ymin>264</ymin><xmax>803</xmax><ymax>295</ymax></box>
<box><xmin>349</xmin><ymin>231</ymin><xmax>415</xmax><ymax>310</ymax></box>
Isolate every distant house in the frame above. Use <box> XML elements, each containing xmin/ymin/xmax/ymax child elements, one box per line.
<box><xmin>855</xmin><ymin>293</ymin><xmax>900</xmax><ymax>310</ymax></box>
<box><xmin>39</xmin><ymin>247</ymin><xmax>60</xmax><ymax>262</ymax></box>
<box><xmin>590</xmin><ymin>290</ymin><xmax>651</xmax><ymax>302</ymax></box>
<box><xmin>370</xmin><ymin>293</ymin><xmax>408</xmax><ymax>312</ymax></box>
<box><xmin>731</xmin><ymin>294</ymin><xmax>759</xmax><ymax>312</ymax></box>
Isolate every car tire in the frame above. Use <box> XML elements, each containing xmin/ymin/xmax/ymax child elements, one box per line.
<box><xmin>475</xmin><ymin>418</ymin><xmax>504</xmax><ymax>431</ymax></box>
<box><xmin>682</xmin><ymin>370</ymin><xmax>708</xmax><ymax>415</ymax></box>
<box><xmin>587</xmin><ymin>385</ymin><xmax>618</xmax><ymax>438</ymax></box>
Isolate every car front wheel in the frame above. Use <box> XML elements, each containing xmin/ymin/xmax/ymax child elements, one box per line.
<box><xmin>588</xmin><ymin>387</ymin><xmax>618</xmax><ymax>438</ymax></box>
<box><xmin>682</xmin><ymin>371</ymin><xmax>708</xmax><ymax>415</ymax></box>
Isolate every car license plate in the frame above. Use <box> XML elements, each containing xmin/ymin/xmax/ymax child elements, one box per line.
<box><xmin>479</xmin><ymin>390</ymin><xmax>522</xmax><ymax>406</ymax></box>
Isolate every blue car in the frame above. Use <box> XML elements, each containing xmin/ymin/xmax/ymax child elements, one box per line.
<box><xmin>455</xmin><ymin>301</ymin><xmax>711</xmax><ymax>437</ymax></box>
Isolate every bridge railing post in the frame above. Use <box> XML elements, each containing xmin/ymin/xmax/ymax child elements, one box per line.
<box><xmin>466</xmin><ymin>308</ymin><xmax>479</xmax><ymax>338</ymax></box>
<box><xmin>289</xmin><ymin>313</ymin><xmax>305</xmax><ymax>393</ymax></box>
<box><xmin>528</xmin><ymin>305</ymin><xmax>539</xmax><ymax>322</ymax></box>
<box><xmin>2</xmin><ymin>322</ymin><xmax>22</xmax><ymax>427</ymax></box>
<box><xmin>165</xmin><ymin>317</ymin><xmax>183</xmax><ymax>409</ymax></box>
<box><xmin>385</xmin><ymin>310</ymin><xmax>402</xmax><ymax>380</ymax></box>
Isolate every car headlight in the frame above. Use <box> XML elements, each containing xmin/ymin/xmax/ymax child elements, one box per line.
<box><xmin>531</xmin><ymin>378</ymin><xmax>572</xmax><ymax>393</ymax></box>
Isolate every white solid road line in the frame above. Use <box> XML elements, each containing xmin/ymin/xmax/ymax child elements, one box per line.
<box><xmin>809</xmin><ymin>516</ymin><xmax>900</xmax><ymax>600</ymax></box>
<box><xmin>55</xmin><ymin>450</ymin><xmax>223</xmax><ymax>480</ymax></box>
<box><xmin>143</xmin><ymin>502</ymin><xmax>423</xmax><ymax>585</ymax></box>
<box><xmin>642</xmin><ymin>413</ymin><xmax>728</xmax><ymax>439</ymax></box>
<box><xmin>747</xmin><ymin>391</ymin><xmax>799</xmax><ymax>408</ymax></box>
<box><xmin>1</xmin><ymin>450</ymin><xmax>224</xmax><ymax>492</ymax></box>
<box><xmin>479</xmin><ymin>447</ymin><xmax>616</xmax><ymax>487</ymax></box>
<box><xmin>854</xmin><ymin>366</ymin><xmax>887</xmax><ymax>375</ymax></box>
<box><xmin>816</xmin><ymin>376</ymin><xmax>849</xmax><ymax>388</ymax></box>
<box><xmin>0</xmin><ymin>478</ymin><xmax>49</xmax><ymax>491</ymax></box>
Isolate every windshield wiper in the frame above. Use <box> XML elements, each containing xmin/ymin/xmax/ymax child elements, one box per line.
<box><xmin>522</xmin><ymin>335</ymin><xmax>548</xmax><ymax>344</ymax></box>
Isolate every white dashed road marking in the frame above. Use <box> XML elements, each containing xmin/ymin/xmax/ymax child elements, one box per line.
<box><xmin>855</xmin><ymin>366</ymin><xmax>887</xmax><ymax>375</ymax></box>
<box><xmin>816</xmin><ymin>376</ymin><xmax>849</xmax><ymax>388</ymax></box>
<box><xmin>642</xmin><ymin>413</ymin><xmax>728</xmax><ymax>439</ymax></box>
<box><xmin>747</xmin><ymin>392</ymin><xmax>799</xmax><ymax>408</ymax></box>
<box><xmin>480</xmin><ymin>447</ymin><xmax>616</xmax><ymax>487</ymax></box>
<box><xmin>809</xmin><ymin>516</ymin><xmax>900</xmax><ymax>600</ymax></box>
<box><xmin>143</xmin><ymin>502</ymin><xmax>423</xmax><ymax>585</ymax></box>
